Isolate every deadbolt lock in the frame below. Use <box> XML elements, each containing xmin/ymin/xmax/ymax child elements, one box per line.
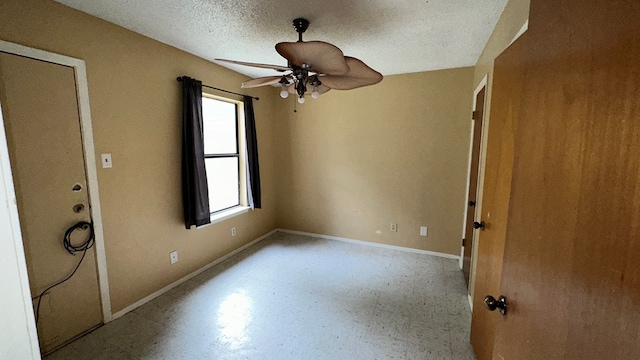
<box><xmin>73</xmin><ymin>204</ymin><xmax>85</xmax><ymax>213</ymax></box>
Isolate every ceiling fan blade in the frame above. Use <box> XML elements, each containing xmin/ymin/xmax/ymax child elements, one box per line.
<box><xmin>319</xmin><ymin>57</ymin><xmax>383</xmax><ymax>90</ymax></box>
<box><xmin>215</xmin><ymin>58</ymin><xmax>291</xmax><ymax>72</ymax></box>
<box><xmin>275</xmin><ymin>41</ymin><xmax>350</xmax><ymax>75</ymax></box>
<box><xmin>241</xmin><ymin>76</ymin><xmax>284</xmax><ymax>88</ymax></box>
<box><xmin>287</xmin><ymin>83</ymin><xmax>331</xmax><ymax>95</ymax></box>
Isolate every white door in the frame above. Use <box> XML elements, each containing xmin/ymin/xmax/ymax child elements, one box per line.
<box><xmin>0</xmin><ymin>51</ymin><xmax>103</xmax><ymax>354</ymax></box>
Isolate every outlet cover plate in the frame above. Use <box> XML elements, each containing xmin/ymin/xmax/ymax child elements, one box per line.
<box><xmin>420</xmin><ymin>226</ymin><xmax>428</xmax><ymax>236</ymax></box>
<box><xmin>170</xmin><ymin>251</ymin><xmax>178</xmax><ymax>264</ymax></box>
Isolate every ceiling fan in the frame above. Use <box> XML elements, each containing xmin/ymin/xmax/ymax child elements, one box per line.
<box><xmin>216</xmin><ymin>18</ymin><xmax>383</xmax><ymax>104</ymax></box>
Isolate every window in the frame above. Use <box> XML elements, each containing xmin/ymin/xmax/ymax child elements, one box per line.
<box><xmin>202</xmin><ymin>95</ymin><xmax>247</xmax><ymax>214</ymax></box>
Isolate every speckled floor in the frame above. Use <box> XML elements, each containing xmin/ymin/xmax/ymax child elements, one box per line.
<box><xmin>45</xmin><ymin>232</ymin><xmax>476</xmax><ymax>360</ymax></box>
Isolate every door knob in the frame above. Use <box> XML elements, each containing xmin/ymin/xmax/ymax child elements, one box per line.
<box><xmin>484</xmin><ymin>295</ymin><xmax>507</xmax><ymax>315</ymax></box>
<box><xmin>469</xmin><ymin>201</ymin><xmax>476</xmax><ymax>207</ymax></box>
<box><xmin>473</xmin><ymin>221</ymin><xmax>485</xmax><ymax>230</ymax></box>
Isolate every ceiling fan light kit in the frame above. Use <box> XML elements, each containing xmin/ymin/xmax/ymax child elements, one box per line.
<box><xmin>216</xmin><ymin>18</ymin><xmax>383</xmax><ymax>105</ymax></box>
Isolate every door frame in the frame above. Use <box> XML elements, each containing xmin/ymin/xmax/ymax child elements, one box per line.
<box><xmin>465</xmin><ymin>21</ymin><xmax>531</xmax><ymax>311</ymax></box>
<box><xmin>460</xmin><ymin>75</ymin><xmax>489</xmax><ymax>306</ymax></box>
<box><xmin>0</xmin><ymin>40</ymin><xmax>112</xmax><ymax>322</ymax></box>
<box><xmin>0</xmin><ymin>95</ymin><xmax>40</xmax><ymax>358</ymax></box>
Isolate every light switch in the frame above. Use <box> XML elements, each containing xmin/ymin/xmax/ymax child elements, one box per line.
<box><xmin>101</xmin><ymin>153</ymin><xmax>113</xmax><ymax>168</ymax></box>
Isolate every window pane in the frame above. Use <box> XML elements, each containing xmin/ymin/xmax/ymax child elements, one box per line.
<box><xmin>205</xmin><ymin>157</ymin><xmax>240</xmax><ymax>212</ymax></box>
<box><xmin>202</xmin><ymin>97</ymin><xmax>237</xmax><ymax>154</ymax></box>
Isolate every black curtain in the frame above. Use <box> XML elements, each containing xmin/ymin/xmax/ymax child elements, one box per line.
<box><xmin>244</xmin><ymin>96</ymin><xmax>261</xmax><ymax>209</ymax></box>
<box><xmin>181</xmin><ymin>76</ymin><xmax>210</xmax><ymax>228</ymax></box>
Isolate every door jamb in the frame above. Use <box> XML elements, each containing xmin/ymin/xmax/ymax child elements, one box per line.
<box><xmin>462</xmin><ymin>75</ymin><xmax>491</xmax><ymax>311</ymax></box>
<box><xmin>0</xmin><ymin>91</ymin><xmax>40</xmax><ymax>359</ymax></box>
<box><xmin>460</xmin><ymin>75</ymin><xmax>488</xmax><ymax>269</ymax></box>
<box><xmin>468</xmin><ymin>75</ymin><xmax>491</xmax><ymax>309</ymax></box>
<box><xmin>0</xmin><ymin>40</ymin><xmax>112</xmax><ymax>322</ymax></box>
<box><xmin>460</xmin><ymin>23</ymin><xmax>530</xmax><ymax>268</ymax></box>
<box><xmin>466</xmin><ymin>21</ymin><xmax>531</xmax><ymax>308</ymax></box>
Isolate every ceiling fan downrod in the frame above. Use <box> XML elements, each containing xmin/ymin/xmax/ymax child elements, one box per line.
<box><xmin>293</xmin><ymin>18</ymin><xmax>309</xmax><ymax>42</ymax></box>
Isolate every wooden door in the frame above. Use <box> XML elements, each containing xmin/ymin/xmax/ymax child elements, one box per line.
<box><xmin>462</xmin><ymin>87</ymin><xmax>485</xmax><ymax>285</ymax></box>
<box><xmin>0</xmin><ymin>52</ymin><xmax>102</xmax><ymax>354</ymax></box>
<box><xmin>492</xmin><ymin>0</ymin><xmax>640</xmax><ymax>359</ymax></box>
<box><xmin>470</xmin><ymin>35</ymin><xmax>527</xmax><ymax>360</ymax></box>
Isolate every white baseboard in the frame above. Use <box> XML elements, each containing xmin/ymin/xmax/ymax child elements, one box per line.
<box><xmin>468</xmin><ymin>294</ymin><xmax>473</xmax><ymax>311</ymax></box>
<box><xmin>110</xmin><ymin>229</ymin><xmax>278</xmax><ymax>321</ymax></box>
<box><xmin>277</xmin><ymin>229</ymin><xmax>460</xmax><ymax>260</ymax></box>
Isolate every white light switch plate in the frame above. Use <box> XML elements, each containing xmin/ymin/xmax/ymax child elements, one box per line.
<box><xmin>420</xmin><ymin>226</ymin><xmax>428</xmax><ymax>236</ymax></box>
<box><xmin>101</xmin><ymin>153</ymin><xmax>113</xmax><ymax>168</ymax></box>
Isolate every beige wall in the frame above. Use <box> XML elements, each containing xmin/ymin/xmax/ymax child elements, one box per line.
<box><xmin>0</xmin><ymin>0</ymin><xmax>527</xmax><ymax>318</ymax></box>
<box><xmin>276</xmin><ymin>68</ymin><xmax>475</xmax><ymax>255</ymax></box>
<box><xmin>469</xmin><ymin>0</ymin><xmax>530</xmax><ymax>299</ymax></box>
<box><xmin>0</xmin><ymin>0</ymin><xmax>278</xmax><ymax>313</ymax></box>
<box><xmin>474</xmin><ymin>0</ymin><xmax>531</xmax><ymax>88</ymax></box>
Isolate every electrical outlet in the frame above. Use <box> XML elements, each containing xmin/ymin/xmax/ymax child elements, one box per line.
<box><xmin>390</xmin><ymin>223</ymin><xmax>397</xmax><ymax>232</ymax></box>
<box><xmin>420</xmin><ymin>226</ymin><xmax>428</xmax><ymax>237</ymax></box>
<box><xmin>231</xmin><ymin>227</ymin><xmax>236</xmax><ymax>236</ymax></box>
<box><xmin>170</xmin><ymin>251</ymin><xmax>178</xmax><ymax>264</ymax></box>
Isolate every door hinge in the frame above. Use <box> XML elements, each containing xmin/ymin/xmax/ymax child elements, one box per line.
<box><xmin>462</xmin><ymin>238</ymin><xmax>466</xmax><ymax>247</ymax></box>
<box><xmin>472</xmin><ymin>110</ymin><xmax>480</xmax><ymax>120</ymax></box>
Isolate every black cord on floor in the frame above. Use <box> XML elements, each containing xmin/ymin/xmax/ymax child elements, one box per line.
<box><xmin>34</xmin><ymin>221</ymin><xmax>95</xmax><ymax>326</ymax></box>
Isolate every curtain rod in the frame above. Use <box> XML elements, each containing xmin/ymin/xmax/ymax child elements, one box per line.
<box><xmin>176</xmin><ymin>77</ymin><xmax>259</xmax><ymax>101</ymax></box>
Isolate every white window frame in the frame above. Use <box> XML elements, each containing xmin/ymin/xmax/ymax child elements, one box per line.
<box><xmin>202</xmin><ymin>93</ymin><xmax>249</xmax><ymax>224</ymax></box>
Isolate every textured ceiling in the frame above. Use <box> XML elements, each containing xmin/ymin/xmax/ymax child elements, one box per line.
<box><xmin>54</xmin><ymin>0</ymin><xmax>508</xmax><ymax>79</ymax></box>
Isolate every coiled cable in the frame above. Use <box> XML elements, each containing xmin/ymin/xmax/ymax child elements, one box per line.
<box><xmin>34</xmin><ymin>221</ymin><xmax>95</xmax><ymax>325</ymax></box>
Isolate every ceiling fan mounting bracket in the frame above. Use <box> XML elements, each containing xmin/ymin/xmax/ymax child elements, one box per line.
<box><xmin>293</xmin><ymin>18</ymin><xmax>310</xmax><ymax>42</ymax></box>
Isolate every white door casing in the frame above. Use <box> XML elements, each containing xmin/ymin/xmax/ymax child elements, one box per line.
<box><xmin>0</xmin><ymin>40</ymin><xmax>112</xmax><ymax>324</ymax></box>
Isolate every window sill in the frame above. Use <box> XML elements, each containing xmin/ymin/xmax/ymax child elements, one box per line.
<box><xmin>208</xmin><ymin>206</ymin><xmax>249</xmax><ymax>226</ymax></box>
